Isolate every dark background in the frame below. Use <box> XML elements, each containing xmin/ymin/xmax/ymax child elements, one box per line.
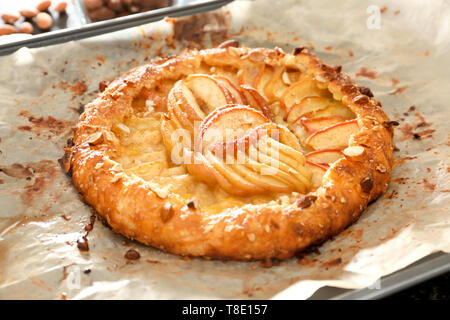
<box><xmin>387</xmin><ymin>272</ymin><xmax>450</xmax><ymax>300</ymax></box>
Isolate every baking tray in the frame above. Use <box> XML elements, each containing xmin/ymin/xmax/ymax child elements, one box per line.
<box><xmin>0</xmin><ymin>0</ymin><xmax>233</xmax><ymax>56</ymax></box>
<box><xmin>0</xmin><ymin>0</ymin><xmax>448</xmax><ymax>301</ymax></box>
<box><xmin>309</xmin><ymin>252</ymin><xmax>450</xmax><ymax>300</ymax></box>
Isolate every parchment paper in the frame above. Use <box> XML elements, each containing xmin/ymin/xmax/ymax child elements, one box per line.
<box><xmin>0</xmin><ymin>0</ymin><xmax>449</xmax><ymax>299</ymax></box>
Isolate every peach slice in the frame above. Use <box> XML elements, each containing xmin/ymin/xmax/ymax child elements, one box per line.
<box><xmin>185</xmin><ymin>74</ymin><xmax>235</xmax><ymax>113</ymax></box>
<box><xmin>305</xmin><ymin>161</ymin><xmax>327</xmax><ymax>188</ymax></box>
<box><xmin>197</xmin><ymin>105</ymin><xmax>269</xmax><ymax>152</ymax></box>
<box><xmin>280</xmin><ymin>77</ymin><xmax>326</xmax><ymax>110</ymax></box>
<box><xmin>300</xmin><ymin>116</ymin><xmax>347</xmax><ymax>133</ymax></box>
<box><xmin>306</xmin><ymin>149</ymin><xmax>343</xmax><ymax>165</ymax></box>
<box><xmin>284</xmin><ymin>96</ymin><xmax>340</xmax><ymax>123</ymax></box>
<box><xmin>239</xmin><ymin>85</ymin><xmax>273</xmax><ymax>120</ymax></box>
<box><xmin>306</xmin><ymin>119</ymin><xmax>359</xmax><ymax>150</ymax></box>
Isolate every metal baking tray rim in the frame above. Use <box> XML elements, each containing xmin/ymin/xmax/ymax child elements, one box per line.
<box><xmin>0</xmin><ymin>0</ymin><xmax>233</xmax><ymax>56</ymax></box>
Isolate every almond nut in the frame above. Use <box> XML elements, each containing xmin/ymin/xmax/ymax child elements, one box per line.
<box><xmin>218</xmin><ymin>39</ymin><xmax>239</xmax><ymax>49</ymax></box>
<box><xmin>160</xmin><ymin>202</ymin><xmax>174</xmax><ymax>222</ymax></box>
<box><xmin>343</xmin><ymin>145</ymin><xmax>365</xmax><ymax>157</ymax></box>
<box><xmin>281</xmin><ymin>71</ymin><xmax>292</xmax><ymax>85</ymax></box>
<box><xmin>19</xmin><ymin>9</ymin><xmax>38</xmax><ymax>19</ymax></box>
<box><xmin>37</xmin><ymin>0</ymin><xmax>52</xmax><ymax>12</ymax></box>
<box><xmin>54</xmin><ymin>1</ymin><xmax>68</xmax><ymax>13</ymax></box>
<box><xmin>19</xmin><ymin>22</ymin><xmax>34</xmax><ymax>34</ymax></box>
<box><xmin>0</xmin><ymin>24</ymin><xmax>19</xmax><ymax>36</ymax></box>
<box><xmin>36</xmin><ymin>12</ymin><xmax>53</xmax><ymax>30</ymax></box>
<box><xmin>1</xmin><ymin>13</ymin><xmax>20</xmax><ymax>24</ymax></box>
<box><xmin>83</xmin><ymin>0</ymin><xmax>103</xmax><ymax>10</ymax></box>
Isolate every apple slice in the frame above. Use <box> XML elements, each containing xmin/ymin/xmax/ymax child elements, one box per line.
<box><xmin>167</xmin><ymin>81</ymin><xmax>203</xmax><ymax>131</ymax></box>
<box><xmin>284</xmin><ymin>97</ymin><xmax>340</xmax><ymax>123</ymax></box>
<box><xmin>184</xmin><ymin>150</ymin><xmax>218</xmax><ymax>185</ymax></box>
<box><xmin>185</xmin><ymin>74</ymin><xmax>235</xmax><ymax>113</ymax></box>
<box><xmin>204</xmin><ymin>150</ymin><xmax>265</xmax><ymax>194</ymax></box>
<box><xmin>306</xmin><ymin>161</ymin><xmax>327</xmax><ymax>188</ymax></box>
<box><xmin>280</xmin><ymin>77</ymin><xmax>327</xmax><ymax>110</ymax></box>
<box><xmin>186</xmin><ymin>151</ymin><xmax>253</xmax><ymax>196</ymax></box>
<box><xmin>300</xmin><ymin>116</ymin><xmax>347</xmax><ymax>133</ymax></box>
<box><xmin>231</xmin><ymin>161</ymin><xmax>293</xmax><ymax>193</ymax></box>
<box><xmin>254</xmin><ymin>66</ymin><xmax>276</xmax><ymax>95</ymax></box>
<box><xmin>197</xmin><ymin>105</ymin><xmax>269</xmax><ymax>152</ymax></box>
<box><xmin>256</xmin><ymin>138</ymin><xmax>312</xmax><ymax>184</ymax></box>
<box><xmin>160</xmin><ymin>115</ymin><xmax>177</xmax><ymax>152</ymax></box>
<box><xmin>213</xmin><ymin>75</ymin><xmax>246</xmax><ymax>104</ymax></box>
<box><xmin>213</xmin><ymin>67</ymin><xmax>240</xmax><ymax>86</ymax></box>
<box><xmin>125</xmin><ymin>160</ymin><xmax>167</xmax><ymax>180</ymax></box>
<box><xmin>243</xmin><ymin>156</ymin><xmax>308</xmax><ymax>193</ymax></box>
<box><xmin>306</xmin><ymin>149</ymin><xmax>343</xmax><ymax>165</ymax></box>
<box><xmin>210</xmin><ymin>122</ymin><xmax>301</xmax><ymax>162</ymax></box>
<box><xmin>238</xmin><ymin>65</ymin><xmax>265</xmax><ymax>87</ymax></box>
<box><xmin>264</xmin><ymin>67</ymin><xmax>289</xmax><ymax>101</ymax></box>
<box><xmin>281</xmin><ymin>67</ymin><xmax>302</xmax><ymax>85</ymax></box>
<box><xmin>302</xmin><ymin>104</ymin><xmax>355</xmax><ymax>120</ymax></box>
<box><xmin>306</xmin><ymin>119</ymin><xmax>359</xmax><ymax>150</ymax></box>
<box><xmin>247</xmin><ymin>145</ymin><xmax>310</xmax><ymax>193</ymax></box>
<box><xmin>239</xmin><ymin>85</ymin><xmax>273</xmax><ymax>120</ymax></box>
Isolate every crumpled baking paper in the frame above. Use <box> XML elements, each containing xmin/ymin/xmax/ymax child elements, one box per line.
<box><xmin>0</xmin><ymin>0</ymin><xmax>449</xmax><ymax>299</ymax></box>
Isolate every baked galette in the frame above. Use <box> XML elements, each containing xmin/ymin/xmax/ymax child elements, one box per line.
<box><xmin>63</xmin><ymin>42</ymin><xmax>394</xmax><ymax>260</ymax></box>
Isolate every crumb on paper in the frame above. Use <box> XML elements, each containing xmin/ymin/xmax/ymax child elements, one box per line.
<box><xmin>389</xmin><ymin>85</ymin><xmax>408</xmax><ymax>96</ymax></box>
<box><xmin>355</xmin><ymin>67</ymin><xmax>377</xmax><ymax>79</ymax></box>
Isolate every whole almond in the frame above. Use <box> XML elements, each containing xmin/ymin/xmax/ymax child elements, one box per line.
<box><xmin>146</xmin><ymin>0</ymin><xmax>170</xmax><ymax>8</ymax></box>
<box><xmin>83</xmin><ymin>0</ymin><xmax>104</xmax><ymax>10</ymax></box>
<box><xmin>343</xmin><ymin>145</ymin><xmax>365</xmax><ymax>157</ymax></box>
<box><xmin>54</xmin><ymin>1</ymin><xmax>68</xmax><ymax>13</ymax></box>
<box><xmin>37</xmin><ymin>0</ymin><xmax>52</xmax><ymax>12</ymax></box>
<box><xmin>0</xmin><ymin>24</ymin><xmax>19</xmax><ymax>36</ymax></box>
<box><xmin>19</xmin><ymin>9</ymin><xmax>38</xmax><ymax>19</ymax></box>
<box><xmin>1</xmin><ymin>13</ymin><xmax>20</xmax><ymax>24</ymax></box>
<box><xmin>89</xmin><ymin>7</ymin><xmax>116</xmax><ymax>21</ymax></box>
<box><xmin>128</xmin><ymin>5</ymin><xmax>140</xmax><ymax>13</ymax></box>
<box><xmin>20</xmin><ymin>22</ymin><xmax>34</xmax><ymax>34</ymax></box>
<box><xmin>36</xmin><ymin>12</ymin><xmax>53</xmax><ymax>30</ymax></box>
<box><xmin>107</xmin><ymin>0</ymin><xmax>124</xmax><ymax>12</ymax></box>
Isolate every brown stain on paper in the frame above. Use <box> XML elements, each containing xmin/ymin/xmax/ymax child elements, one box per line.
<box><xmin>17</xmin><ymin>110</ymin><xmax>75</xmax><ymax>138</ymax></box>
<box><xmin>399</xmin><ymin>110</ymin><xmax>435</xmax><ymax>141</ymax></box>
<box><xmin>355</xmin><ymin>67</ymin><xmax>377</xmax><ymax>79</ymax></box>
<box><xmin>1</xmin><ymin>160</ymin><xmax>60</xmax><ymax>204</ymax></box>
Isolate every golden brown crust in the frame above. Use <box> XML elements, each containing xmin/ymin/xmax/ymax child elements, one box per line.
<box><xmin>64</xmin><ymin>46</ymin><xmax>394</xmax><ymax>261</ymax></box>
